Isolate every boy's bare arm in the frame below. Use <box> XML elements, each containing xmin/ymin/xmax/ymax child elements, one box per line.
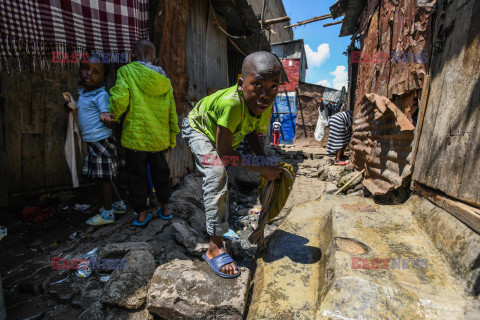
<box><xmin>245</xmin><ymin>131</ymin><xmax>266</xmax><ymax>157</ymax></box>
<box><xmin>216</xmin><ymin>126</ymin><xmax>280</xmax><ymax>181</ymax></box>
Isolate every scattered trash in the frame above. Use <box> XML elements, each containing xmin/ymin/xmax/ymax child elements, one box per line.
<box><xmin>222</xmin><ymin>229</ymin><xmax>240</xmax><ymax>241</ymax></box>
<box><xmin>251</xmin><ymin>206</ymin><xmax>262</xmax><ymax>215</ymax></box>
<box><xmin>69</xmin><ymin>232</ymin><xmax>77</xmax><ymax>239</ymax></box>
<box><xmin>50</xmin><ymin>274</ymin><xmax>70</xmax><ymax>285</ymax></box>
<box><xmin>61</xmin><ymin>206</ymin><xmax>69</xmax><ymax>210</ymax></box>
<box><xmin>100</xmin><ymin>275</ymin><xmax>111</xmax><ymax>282</ymax></box>
<box><xmin>76</xmin><ymin>248</ymin><xmax>98</xmax><ymax>278</ymax></box>
<box><xmin>74</xmin><ymin>204</ymin><xmax>91</xmax><ymax>211</ymax></box>
<box><xmin>50</xmin><ymin>240</ymin><xmax>58</xmax><ymax>247</ymax></box>
<box><xmin>0</xmin><ymin>227</ymin><xmax>6</xmax><ymax>241</ymax></box>
<box><xmin>21</xmin><ymin>206</ymin><xmax>56</xmax><ymax>224</ymax></box>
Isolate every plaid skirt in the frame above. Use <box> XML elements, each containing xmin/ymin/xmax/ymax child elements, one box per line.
<box><xmin>82</xmin><ymin>137</ymin><xmax>124</xmax><ymax>181</ymax></box>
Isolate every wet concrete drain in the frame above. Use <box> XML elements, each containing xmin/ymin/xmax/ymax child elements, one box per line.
<box><xmin>334</xmin><ymin>237</ymin><xmax>370</xmax><ymax>255</ymax></box>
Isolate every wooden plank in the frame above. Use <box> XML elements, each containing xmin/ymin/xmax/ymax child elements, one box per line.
<box><xmin>413</xmin><ymin>182</ymin><xmax>480</xmax><ymax>234</ymax></box>
<box><xmin>411</xmin><ymin>74</ymin><xmax>430</xmax><ymax>167</ymax></box>
<box><xmin>3</xmin><ymin>76</ymin><xmax>23</xmax><ymax>193</ymax></box>
<box><xmin>21</xmin><ymin>77</ymin><xmax>44</xmax><ymax>134</ymax></box>
<box><xmin>0</xmin><ymin>81</ymin><xmax>7</xmax><ymax>207</ymax></box>
<box><xmin>412</xmin><ymin>0</ymin><xmax>480</xmax><ymax>207</ymax></box>
<box><xmin>22</xmin><ymin>133</ymin><xmax>45</xmax><ymax>191</ymax></box>
<box><xmin>44</xmin><ymin>83</ymin><xmax>68</xmax><ymax>188</ymax></box>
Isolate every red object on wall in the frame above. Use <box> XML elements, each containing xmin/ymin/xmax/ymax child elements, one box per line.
<box><xmin>279</xmin><ymin>59</ymin><xmax>301</xmax><ymax>92</ymax></box>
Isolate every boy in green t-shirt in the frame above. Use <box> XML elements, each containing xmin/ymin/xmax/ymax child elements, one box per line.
<box><xmin>182</xmin><ymin>51</ymin><xmax>282</xmax><ymax>278</ymax></box>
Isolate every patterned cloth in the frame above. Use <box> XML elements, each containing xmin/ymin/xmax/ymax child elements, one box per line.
<box><xmin>82</xmin><ymin>137</ymin><xmax>124</xmax><ymax>181</ymax></box>
<box><xmin>327</xmin><ymin>111</ymin><xmax>353</xmax><ymax>155</ymax></box>
<box><xmin>0</xmin><ymin>0</ymin><xmax>149</xmax><ymax>68</ymax></box>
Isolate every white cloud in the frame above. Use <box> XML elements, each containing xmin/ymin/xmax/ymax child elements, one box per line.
<box><xmin>330</xmin><ymin>65</ymin><xmax>348</xmax><ymax>90</ymax></box>
<box><xmin>316</xmin><ymin>79</ymin><xmax>331</xmax><ymax>87</ymax></box>
<box><xmin>305</xmin><ymin>43</ymin><xmax>330</xmax><ymax>68</ymax></box>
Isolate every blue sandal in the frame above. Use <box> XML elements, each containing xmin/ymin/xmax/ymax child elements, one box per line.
<box><xmin>157</xmin><ymin>208</ymin><xmax>172</xmax><ymax>220</ymax></box>
<box><xmin>202</xmin><ymin>252</ymin><xmax>241</xmax><ymax>279</ymax></box>
<box><xmin>133</xmin><ymin>213</ymin><xmax>153</xmax><ymax>226</ymax></box>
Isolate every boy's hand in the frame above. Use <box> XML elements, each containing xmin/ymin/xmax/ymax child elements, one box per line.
<box><xmin>261</xmin><ymin>166</ymin><xmax>282</xmax><ymax>181</ymax></box>
<box><xmin>99</xmin><ymin>113</ymin><xmax>115</xmax><ymax>125</ymax></box>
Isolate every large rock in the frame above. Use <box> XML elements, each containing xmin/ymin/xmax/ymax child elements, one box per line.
<box><xmin>127</xmin><ymin>219</ymin><xmax>170</xmax><ymax>242</ymax></box>
<box><xmin>171</xmin><ymin>174</ymin><xmax>204</xmax><ymax>204</ymax></box>
<box><xmin>106</xmin><ymin>305</ymin><xmax>154</xmax><ymax>320</ymax></box>
<box><xmin>319</xmin><ymin>165</ymin><xmax>347</xmax><ymax>182</ymax></box>
<box><xmin>188</xmin><ymin>210</ymin><xmax>207</xmax><ymax>234</ymax></box>
<box><xmin>147</xmin><ymin>259</ymin><xmax>251</xmax><ymax>320</ymax></box>
<box><xmin>338</xmin><ymin>171</ymin><xmax>363</xmax><ymax>191</ymax></box>
<box><xmin>79</xmin><ymin>301</ymin><xmax>105</xmax><ymax>320</ymax></box>
<box><xmin>101</xmin><ymin>249</ymin><xmax>156</xmax><ymax>309</ymax></box>
<box><xmin>170</xmin><ymin>199</ymin><xmax>203</xmax><ymax>220</ymax></box>
<box><xmin>172</xmin><ymin>220</ymin><xmax>209</xmax><ymax>256</ymax></box>
<box><xmin>227</xmin><ymin>166</ymin><xmax>259</xmax><ymax>192</ymax></box>
<box><xmin>99</xmin><ymin>242</ymin><xmax>153</xmax><ymax>258</ymax></box>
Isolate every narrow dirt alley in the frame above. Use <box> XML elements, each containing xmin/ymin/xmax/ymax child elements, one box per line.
<box><xmin>0</xmin><ymin>146</ymin><xmax>334</xmax><ymax>319</ymax></box>
<box><xmin>1</xmin><ymin>144</ymin><xmax>479</xmax><ymax>320</ymax></box>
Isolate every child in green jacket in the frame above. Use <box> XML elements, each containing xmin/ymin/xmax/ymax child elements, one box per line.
<box><xmin>105</xmin><ymin>39</ymin><xmax>179</xmax><ymax>226</ymax></box>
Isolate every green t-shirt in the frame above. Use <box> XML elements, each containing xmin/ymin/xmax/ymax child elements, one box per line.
<box><xmin>188</xmin><ymin>85</ymin><xmax>272</xmax><ymax>149</ymax></box>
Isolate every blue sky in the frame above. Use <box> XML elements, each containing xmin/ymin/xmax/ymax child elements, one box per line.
<box><xmin>283</xmin><ymin>0</ymin><xmax>350</xmax><ymax>90</ymax></box>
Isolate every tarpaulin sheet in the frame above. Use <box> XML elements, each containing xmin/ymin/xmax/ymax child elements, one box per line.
<box><xmin>273</xmin><ymin>93</ymin><xmax>297</xmax><ymax>144</ymax></box>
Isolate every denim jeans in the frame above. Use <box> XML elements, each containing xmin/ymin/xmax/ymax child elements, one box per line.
<box><xmin>182</xmin><ymin>118</ymin><xmax>229</xmax><ymax>236</ymax></box>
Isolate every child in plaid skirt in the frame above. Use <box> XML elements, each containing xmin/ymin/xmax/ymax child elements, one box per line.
<box><xmin>68</xmin><ymin>55</ymin><xmax>125</xmax><ymax>226</ymax></box>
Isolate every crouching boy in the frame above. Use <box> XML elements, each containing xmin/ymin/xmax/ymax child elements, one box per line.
<box><xmin>182</xmin><ymin>51</ymin><xmax>282</xmax><ymax>278</ymax></box>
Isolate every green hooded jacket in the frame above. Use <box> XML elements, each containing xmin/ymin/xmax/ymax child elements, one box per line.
<box><xmin>109</xmin><ymin>62</ymin><xmax>179</xmax><ymax>152</ymax></box>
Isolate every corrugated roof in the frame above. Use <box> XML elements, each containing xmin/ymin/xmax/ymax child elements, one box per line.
<box><xmin>210</xmin><ymin>0</ymin><xmax>270</xmax><ymax>54</ymax></box>
<box><xmin>329</xmin><ymin>0</ymin><xmax>366</xmax><ymax>37</ymax></box>
<box><xmin>271</xmin><ymin>39</ymin><xmax>305</xmax><ymax>60</ymax></box>
<box><xmin>298</xmin><ymin>82</ymin><xmax>344</xmax><ymax>103</ymax></box>
<box><xmin>330</xmin><ymin>0</ymin><xmax>349</xmax><ymax>19</ymax></box>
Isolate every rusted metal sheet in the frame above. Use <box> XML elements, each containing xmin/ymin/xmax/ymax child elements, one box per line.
<box><xmin>151</xmin><ymin>0</ymin><xmax>190</xmax><ymax>115</ymax></box>
<box><xmin>353</xmin><ymin>0</ymin><xmax>435</xmax><ymax>115</ymax></box>
<box><xmin>348</xmin><ymin>0</ymin><xmax>437</xmax><ymax>194</ymax></box>
<box><xmin>294</xmin><ymin>83</ymin><xmax>329</xmax><ymax>147</ymax></box>
<box><xmin>150</xmin><ymin>0</ymin><xmax>193</xmax><ymax>186</ymax></box>
<box><xmin>388</xmin><ymin>0</ymin><xmax>436</xmax><ymax>97</ymax></box>
<box><xmin>351</xmin><ymin>94</ymin><xmax>415</xmax><ymax>195</ymax></box>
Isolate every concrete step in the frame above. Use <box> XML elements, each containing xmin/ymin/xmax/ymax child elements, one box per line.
<box><xmin>247</xmin><ymin>195</ymin><xmax>479</xmax><ymax>319</ymax></box>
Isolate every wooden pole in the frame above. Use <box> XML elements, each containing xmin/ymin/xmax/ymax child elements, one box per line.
<box><xmin>323</xmin><ymin>20</ymin><xmax>344</xmax><ymax>27</ymax></box>
<box><xmin>413</xmin><ymin>182</ymin><xmax>480</xmax><ymax>234</ymax></box>
<box><xmin>263</xmin><ymin>16</ymin><xmax>291</xmax><ymax>25</ymax></box>
<box><xmin>411</xmin><ymin>74</ymin><xmax>431</xmax><ymax>167</ymax></box>
<box><xmin>228</xmin><ymin>37</ymin><xmax>246</xmax><ymax>56</ymax></box>
<box><xmin>284</xmin><ymin>90</ymin><xmax>295</xmax><ymax>142</ymax></box>
<box><xmin>273</xmin><ymin>100</ymin><xmax>285</xmax><ymax>141</ymax></box>
<box><xmin>334</xmin><ymin>169</ymin><xmax>365</xmax><ymax>195</ymax></box>
<box><xmin>296</xmin><ymin>87</ymin><xmax>307</xmax><ymax>138</ymax></box>
<box><xmin>284</xmin><ymin>14</ymin><xmax>333</xmax><ymax>29</ymax></box>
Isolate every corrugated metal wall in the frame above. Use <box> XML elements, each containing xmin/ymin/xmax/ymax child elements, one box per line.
<box><xmin>352</xmin><ymin>94</ymin><xmax>415</xmax><ymax>195</ymax></box>
<box><xmin>350</xmin><ymin>0</ymin><xmax>436</xmax><ymax>195</ymax></box>
<box><xmin>294</xmin><ymin>83</ymin><xmax>329</xmax><ymax>147</ymax></box>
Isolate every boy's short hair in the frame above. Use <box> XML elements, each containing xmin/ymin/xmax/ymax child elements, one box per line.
<box><xmin>241</xmin><ymin>51</ymin><xmax>282</xmax><ymax>77</ymax></box>
<box><xmin>133</xmin><ymin>39</ymin><xmax>156</xmax><ymax>59</ymax></box>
